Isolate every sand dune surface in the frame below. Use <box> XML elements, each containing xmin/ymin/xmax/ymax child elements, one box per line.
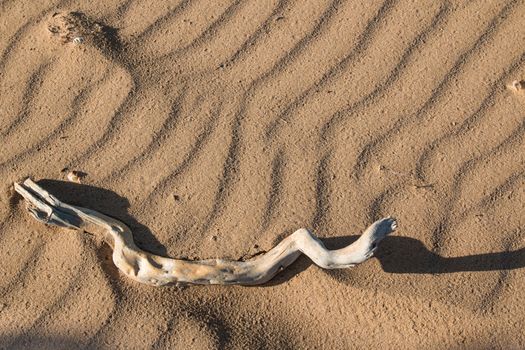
<box><xmin>1</xmin><ymin>0</ymin><xmax>524</xmax><ymax>348</ymax></box>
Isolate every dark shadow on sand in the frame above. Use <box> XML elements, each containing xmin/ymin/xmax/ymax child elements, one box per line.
<box><xmin>1</xmin><ymin>334</ymin><xmax>85</xmax><ymax>350</ymax></box>
<box><xmin>265</xmin><ymin>233</ymin><xmax>525</xmax><ymax>286</ymax></box>
<box><xmin>31</xmin><ymin>180</ymin><xmax>525</xmax><ymax>286</ymax></box>
<box><xmin>373</xmin><ymin>235</ymin><xmax>525</xmax><ymax>274</ymax></box>
<box><xmin>323</xmin><ymin>234</ymin><xmax>525</xmax><ymax>275</ymax></box>
<box><xmin>38</xmin><ymin>179</ymin><xmax>167</xmax><ymax>256</ymax></box>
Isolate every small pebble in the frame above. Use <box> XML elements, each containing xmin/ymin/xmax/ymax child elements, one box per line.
<box><xmin>67</xmin><ymin>171</ymin><xmax>84</xmax><ymax>183</ymax></box>
<box><xmin>509</xmin><ymin>80</ymin><xmax>524</xmax><ymax>91</ymax></box>
<box><xmin>73</xmin><ymin>36</ymin><xmax>84</xmax><ymax>44</ymax></box>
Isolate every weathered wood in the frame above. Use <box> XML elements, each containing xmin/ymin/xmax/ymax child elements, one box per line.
<box><xmin>14</xmin><ymin>178</ymin><xmax>397</xmax><ymax>286</ymax></box>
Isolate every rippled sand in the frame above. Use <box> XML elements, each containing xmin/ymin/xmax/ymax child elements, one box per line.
<box><xmin>1</xmin><ymin>0</ymin><xmax>524</xmax><ymax>348</ymax></box>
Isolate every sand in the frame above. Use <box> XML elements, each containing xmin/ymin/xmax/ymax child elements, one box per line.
<box><xmin>1</xmin><ymin>0</ymin><xmax>524</xmax><ymax>348</ymax></box>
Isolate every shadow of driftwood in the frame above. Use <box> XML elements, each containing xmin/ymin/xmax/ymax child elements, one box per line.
<box><xmin>322</xmin><ymin>235</ymin><xmax>525</xmax><ymax>274</ymax></box>
<box><xmin>31</xmin><ymin>180</ymin><xmax>525</xmax><ymax>285</ymax></box>
<box><xmin>37</xmin><ymin>179</ymin><xmax>167</xmax><ymax>256</ymax></box>
<box><xmin>374</xmin><ymin>235</ymin><xmax>525</xmax><ymax>274</ymax></box>
<box><xmin>1</xmin><ymin>334</ymin><xmax>84</xmax><ymax>350</ymax></box>
<box><xmin>248</xmin><ymin>234</ymin><xmax>525</xmax><ymax>288</ymax></box>
<box><xmin>268</xmin><ymin>233</ymin><xmax>525</xmax><ymax>286</ymax></box>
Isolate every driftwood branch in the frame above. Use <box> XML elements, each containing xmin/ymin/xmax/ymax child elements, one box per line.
<box><xmin>14</xmin><ymin>178</ymin><xmax>397</xmax><ymax>286</ymax></box>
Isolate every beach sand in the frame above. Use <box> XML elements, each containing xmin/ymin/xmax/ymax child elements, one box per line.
<box><xmin>0</xmin><ymin>0</ymin><xmax>524</xmax><ymax>348</ymax></box>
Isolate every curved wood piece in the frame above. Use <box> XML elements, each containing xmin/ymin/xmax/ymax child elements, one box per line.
<box><xmin>14</xmin><ymin>178</ymin><xmax>397</xmax><ymax>286</ymax></box>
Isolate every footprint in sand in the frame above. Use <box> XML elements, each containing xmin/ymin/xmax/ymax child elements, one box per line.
<box><xmin>46</xmin><ymin>11</ymin><xmax>120</xmax><ymax>56</ymax></box>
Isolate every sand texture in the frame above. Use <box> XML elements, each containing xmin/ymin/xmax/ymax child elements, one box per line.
<box><xmin>1</xmin><ymin>0</ymin><xmax>524</xmax><ymax>349</ymax></box>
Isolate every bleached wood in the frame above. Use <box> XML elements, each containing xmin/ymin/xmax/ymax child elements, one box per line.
<box><xmin>14</xmin><ymin>178</ymin><xmax>397</xmax><ymax>286</ymax></box>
